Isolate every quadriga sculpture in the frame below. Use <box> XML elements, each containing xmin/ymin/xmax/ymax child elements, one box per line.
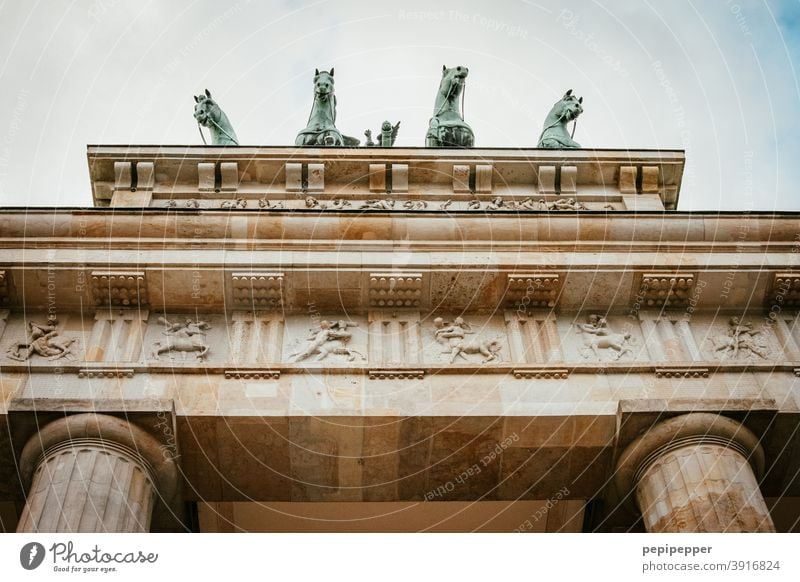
<box><xmin>193</xmin><ymin>89</ymin><xmax>239</xmax><ymax>146</ymax></box>
<box><xmin>538</xmin><ymin>89</ymin><xmax>583</xmax><ymax>149</ymax></box>
<box><xmin>296</xmin><ymin>68</ymin><xmax>360</xmax><ymax>147</ymax></box>
<box><xmin>426</xmin><ymin>65</ymin><xmax>474</xmax><ymax>147</ymax></box>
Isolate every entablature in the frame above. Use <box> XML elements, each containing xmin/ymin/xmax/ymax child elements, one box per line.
<box><xmin>87</xmin><ymin>146</ymin><xmax>684</xmax><ymax>210</ymax></box>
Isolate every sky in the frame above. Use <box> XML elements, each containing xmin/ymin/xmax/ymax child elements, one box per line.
<box><xmin>0</xmin><ymin>0</ymin><xmax>798</xmax><ymax>210</ymax></box>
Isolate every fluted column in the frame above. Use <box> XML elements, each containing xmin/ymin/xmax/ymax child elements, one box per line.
<box><xmin>615</xmin><ymin>413</ymin><xmax>774</xmax><ymax>533</ymax></box>
<box><xmin>17</xmin><ymin>413</ymin><xmax>177</xmax><ymax>533</ymax></box>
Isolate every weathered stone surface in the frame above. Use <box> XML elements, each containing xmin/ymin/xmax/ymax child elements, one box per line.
<box><xmin>616</xmin><ymin>413</ymin><xmax>775</xmax><ymax>533</ymax></box>
<box><xmin>16</xmin><ymin>414</ymin><xmax>177</xmax><ymax>533</ymax></box>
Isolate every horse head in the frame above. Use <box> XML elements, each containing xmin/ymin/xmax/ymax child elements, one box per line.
<box><xmin>548</xmin><ymin>89</ymin><xmax>583</xmax><ymax>124</ymax></box>
<box><xmin>437</xmin><ymin>65</ymin><xmax>469</xmax><ymax>110</ymax></box>
<box><xmin>193</xmin><ymin>89</ymin><xmax>220</xmax><ymax>128</ymax></box>
<box><xmin>538</xmin><ymin>89</ymin><xmax>584</xmax><ymax>149</ymax></box>
<box><xmin>313</xmin><ymin>68</ymin><xmax>335</xmax><ymax>102</ymax></box>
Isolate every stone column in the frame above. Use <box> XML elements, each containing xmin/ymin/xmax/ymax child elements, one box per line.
<box><xmin>17</xmin><ymin>413</ymin><xmax>177</xmax><ymax>533</ymax></box>
<box><xmin>615</xmin><ymin>413</ymin><xmax>775</xmax><ymax>533</ymax></box>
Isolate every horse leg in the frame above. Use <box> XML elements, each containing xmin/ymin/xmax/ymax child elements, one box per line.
<box><xmin>449</xmin><ymin>347</ymin><xmax>461</xmax><ymax>364</ymax></box>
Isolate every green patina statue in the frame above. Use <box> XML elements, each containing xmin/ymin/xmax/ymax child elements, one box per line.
<box><xmin>365</xmin><ymin>121</ymin><xmax>400</xmax><ymax>147</ymax></box>
<box><xmin>538</xmin><ymin>89</ymin><xmax>583</xmax><ymax>149</ymax></box>
<box><xmin>193</xmin><ymin>89</ymin><xmax>239</xmax><ymax>146</ymax></box>
<box><xmin>426</xmin><ymin>65</ymin><xmax>474</xmax><ymax>148</ymax></box>
<box><xmin>295</xmin><ymin>68</ymin><xmax>359</xmax><ymax>147</ymax></box>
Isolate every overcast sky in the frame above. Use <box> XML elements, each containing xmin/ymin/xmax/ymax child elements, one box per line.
<box><xmin>0</xmin><ymin>0</ymin><xmax>798</xmax><ymax>209</ymax></box>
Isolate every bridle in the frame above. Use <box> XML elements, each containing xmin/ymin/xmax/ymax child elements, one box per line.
<box><xmin>537</xmin><ymin>101</ymin><xmax>580</xmax><ymax>144</ymax></box>
<box><xmin>196</xmin><ymin>102</ymin><xmax>239</xmax><ymax>145</ymax></box>
<box><xmin>434</xmin><ymin>74</ymin><xmax>467</xmax><ymax>120</ymax></box>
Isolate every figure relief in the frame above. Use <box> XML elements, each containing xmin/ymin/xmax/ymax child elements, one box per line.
<box><xmin>402</xmin><ymin>200</ymin><xmax>428</xmax><ymax>210</ymax></box>
<box><xmin>193</xmin><ymin>89</ymin><xmax>239</xmax><ymax>146</ymax></box>
<box><xmin>258</xmin><ymin>199</ymin><xmax>284</xmax><ymax>209</ymax></box>
<box><xmin>433</xmin><ymin>316</ymin><xmax>503</xmax><ymax>364</ymax></box>
<box><xmin>549</xmin><ymin>198</ymin><xmax>587</xmax><ymax>210</ymax></box>
<box><xmin>538</xmin><ymin>89</ymin><xmax>584</xmax><ymax>149</ymax></box>
<box><xmin>305</xmin><ymin>196</ymin><xmax>326</xmax><ymax>209</ymax></box>
<box><xmin>220</xmin><ymin>198</ymin><xmax>247</xmax><ymax>209</ymax></box>
<box><xmin>576</xmin><ymin>314</ymin><xmax>634</xmax><ymax>361</ymax></box>
<box><xmin>710</xmin><ymin>317</ymin><xmax>770</xmax><ymax>360</ymax></box>
<box><xmin>290</xmin><ymin>320</ymin><xmax>364</xmax><ymax>362</ymax></box>
<box><xmin>6</xmin><ymin>319</ymin><xmax>78</xmax><ymax>361</ymax></box>
<box><xmin>360</xmin><ymin>199</ymin><xmax>395</xmax><ymax>210</ymax></box>
<box><xmin>295</xmin><ymin>68</ymin><xmax>360</xmax><ymax>147</ymax></box>
<box><xmin>151</xmin><ymin>316</ymin><xmax>211</xmax><ymax>360</ymax></box>
<box><xmin>426</xmin><ymin>65</ymin><xmax>474</xmax><ymax>147</ymax></box>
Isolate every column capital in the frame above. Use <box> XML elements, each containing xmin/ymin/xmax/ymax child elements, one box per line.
<box><xmin>19</xmin><ymin>413</ymin><xmax>178</xmax><ymax>503</ymax></box>
<box><xmin>615</xmin><ymin>413</ymin><xmax>765</xmax><ymax>504</ymax></box>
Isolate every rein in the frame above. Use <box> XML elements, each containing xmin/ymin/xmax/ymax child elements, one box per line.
<box><xmin>537</xmin><ymin>105</ymin><xmax>579</xmax><ymax>144</ymax></box>
<box><xmin>208</xmin><ymin>115</ymin><xmax>239</xmax><ymax>145</ymax></box>
<box><xmin>197</xmin><ymin>108</ymin><xmax>239</xmax><ymax>146</ymax></box>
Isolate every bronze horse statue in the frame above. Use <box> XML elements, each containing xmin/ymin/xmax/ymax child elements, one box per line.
<box><xmin>295</xmin><ymin>68</ymin><xmax>359</xmax><ymax>146</ymax></box>
<box><xmin>538</xmin><ymin>89</ymin><xmax>583</xmax><ymax>149</ymax></box>
<box><xmin>426</xmin><ymin>65</ymin><xmax>474</xmax><ymax>147</ymax></box>
<box><xmin>193</xmin><ymin>89</ymin><xmax>239</xmax><ymax>146</ymax></box>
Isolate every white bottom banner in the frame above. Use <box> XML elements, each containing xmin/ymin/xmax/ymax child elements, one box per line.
<box><xmin>1</xmin><ymin>533</ymin><xmax>797</xmax><ymax>581</ymax></box>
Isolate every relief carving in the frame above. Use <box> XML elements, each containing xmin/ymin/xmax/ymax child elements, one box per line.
<box><xmin>360</xmin><ymin>199</ymin><xmax>395</xmax><ymax>210</ymax></box>
<box><xmin>6</xmin><ymin>319</ymin><xmax>78</xmax><ymax>361</ymax></box>
<box><xmin>150</xmin><ymin>316</ymin><xmax>211</xmax><ymax>360</ymax></box>
<box><xmin>576</xmin><ymin>314</ymin><xmax>633</xmax><ymax>361</ymax></box>
<box><xmin>290</xmin><ymin>320</ymin><xmax>364</xmax><ymax>362</ymax></box>
<box><xmin>433</xmin><ymin>316</ymin><xmax>503</xmax><ymax>363</ymax></box>
<box><xmin>710</xmin><ymin>317</ymin><xmax>770</xmax><ymax>361</ymax></box>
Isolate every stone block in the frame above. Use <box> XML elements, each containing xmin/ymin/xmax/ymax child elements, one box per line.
<box><xmin>391</xmin><ymin>163</ymin><xmax>408</xmax><ymax>193</ymax></box>
<box><xmin>453</xmin><ymin>165</ymin><xmax>470</xmax><ymax>193</ymax></box>
<box><xmin>307</xmin><ymin>163</ymin><xmax>324</xmax><ymax>192</ymax></box>
<box><xmin>198</xmin><ymin>162</ymin><xmax>216</xmax><ymax>192</ymax></box>
<box><xmin>369</xmin><ymin>164</ymin><xmax>386</xmax><ymax>192</ymax></box>
<box><xmin>475</xmin><ymin>164</ymin><xmax>492</xmax><ymax>193</ymax></box>
<box><xmin>136</xmin><ymin>161</ymin><xmax>154</xmax><ymax>191</ymax></box>
<box><xmin>220</xmin><ymin>162</ymin><xmax>239</xmax><ymax>192</ymax></box>
<box><xmin>285</xmin><ymin>163</ymin><xmax>302</xmax><ymax>192</ymax></box>
<box><xmin>110</xmin><ymin>191</ymin><xmax>153</xmax><ymax>207</ymax></box>
<box><xmin>113</xmin><ymin>161</ymin><xmax>132</xmax><ymax>191</ymax></box>
<box><xmin>641</xmin><ymin>166</ymin><xmax>659</xmax><ymax>193</ymax></box>
<box><xmin>561</xmin><ymin>165</ymin><xmax>577</xmax><ymax>193</ymax></box>
<box><xmin>619</xmin><ymin>165</ymin><xmax>637</xmax><ymax>193</ymax></box>
<box><xmin>538</xmin><ymin>165</ymin><xmax>556</xmax><ymax>194</ymax></box>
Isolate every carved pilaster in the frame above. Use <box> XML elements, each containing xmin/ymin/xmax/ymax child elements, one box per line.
<box><xmin>86</xmin><ymin>310</ymin><xmax>148</xmax><ymax>363</ymax></box>
<box><xmin>639</xmin><ymin>311</ymin><xmax>698</xmax><ymax>362</ymax></box>
<box><xmin>0</xmin><ymin>269</ymin><xmax>8</xmax><ymax>304</ymax></box>
<box><xmin>367</xmin><ymin>310</ymin><xmax>422</xmax><ymax>365</ymax></box>
<box><xmin>504</xmin><ymin>310</ymin><xmax>561</xmax><ymax>364</ymax></box>
<box><xmin>773</xmin><ymin>313</ymin><xmax>800</xmax><ymax>360</ymax></box>
<box><xmin>0</xmin><ymin>309</ymin><xmax>9</xmax><ymax>344</ymax></box>
<box><xmin>229</xmin><ymin>311</ymin><xmax>285</xmax><ymax>365</ymax></box>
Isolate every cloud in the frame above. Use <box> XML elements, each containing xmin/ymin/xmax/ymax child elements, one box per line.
<box><xmin>0</xmin><ymin>0</ymin><xmax>797</xmax><ymax>209</ymax></box>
